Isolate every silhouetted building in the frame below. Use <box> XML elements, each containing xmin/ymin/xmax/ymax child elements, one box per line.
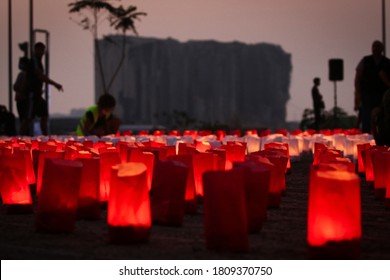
<box><xmin>96</xmin><ymin>36</ymin><xmax>292</xmax><ymax>129</ymax></box>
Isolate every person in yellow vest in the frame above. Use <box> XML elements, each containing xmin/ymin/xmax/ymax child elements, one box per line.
<box><xmin>76</xmin><ymin>93</ymin><xmax>120</xmax><ymax>137</ymax></box>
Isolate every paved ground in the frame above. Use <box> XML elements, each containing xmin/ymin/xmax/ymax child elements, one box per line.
<box><xmin>1</xmin><ymin>155</ymin><xmax>390</xmax><ymax>260</ymax></box>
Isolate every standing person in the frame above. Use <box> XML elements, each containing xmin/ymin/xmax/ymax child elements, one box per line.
<box><xmin>13</xmin><ymin>57</ymin><xmax>30</xmax><ymax>135</ymax></box>
<box><xmin>354</xmin><ymin>40</ymin><xmax>390</xmax><ymax>133</ymax></box>
<box><xmin>311</xmin><ymin>77</ymin><xmax>325</xmax><ymax>131</ymax></box>
<box><xmin>26</xmin><ymin>42</ymin><xmax>63</xmax><ymax>135</ymax></box>
<box><xmin>76</xmin><ymin>93</ymin><xmax>120</xmax><ymax>137</ymax></box>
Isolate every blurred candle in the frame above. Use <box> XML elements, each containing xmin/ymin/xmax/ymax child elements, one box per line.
<box><xmin>108</xmin><ymin>162</ymin><xmax>151</xmax><ymax>244</ymax></box>
<box><xmin>203</xmin><ymin>168</ymin><xmax>248</xmax><ymax>252</ymax></box>
<box><xmin>372</xmin><ymin>150</ymin><xmax>390</xmax><ymax>199</ymax></box>
<box><xmin>151</xmin><ymin>160</ymin><xmax>188</xmax><ymax>226</ymax></box>
<box><xmin>36</xmin><ymin>150</ymin><xmax>65</xmax><ymax>195</ymax></box>
<box><xmin>99</xmin><ymin>149</ymin><xmax>121</xmax><ymax>203</ymax></box>
<box><xmin>233</xmin><ymin>161</ymin><xmax>270</xmax><ymax>233</ymax></box>
<box><xmin>0</xmin><ymin>154</ymin><xmax>33</xmax><ymax>214</ymax></box>
<box><xmin>36</xmin><ymin>158</ymin><xmax>82</xmax><ymax>233</ymax></box>
<box><xmin>167</xmin><ymin>154</ymin><xmax>198</xmax><ymax>214</ymax></box>
<box><xmin>76</xmin><ymin>157</ymin><xmax>101</xmax><ymax>220</ymax></box>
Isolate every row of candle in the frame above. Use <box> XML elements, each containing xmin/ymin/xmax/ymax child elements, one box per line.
<box><xmin>0</xmin><ymin>135</ymin><xmax>290</xmax><ymax>250</ymax></box>
<box><xmin>0</xmin><ymin>130</ymin><xmax>383</xmax><ymax>254</ymax></box>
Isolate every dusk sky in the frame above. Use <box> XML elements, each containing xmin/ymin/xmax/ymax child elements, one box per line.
<box><xmin>1</xmin><ymin>0</ymin><xmax>389</xmax><ymax>122</ymax></box>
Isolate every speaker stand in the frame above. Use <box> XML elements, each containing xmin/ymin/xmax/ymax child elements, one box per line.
<box><xmin>333</xmin><ymin>81</ymin><xmax>339</xmax><ymax>128</ymax></box>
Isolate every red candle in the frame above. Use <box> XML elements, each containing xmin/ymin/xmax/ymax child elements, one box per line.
<box><xmin>203</xmin><ymin>168</ymin><xmax>248</xmax><ymax>252</ymax></box>
<box><xmin>99</xmin><ymin>149</ymin><xmax>121</xmax><ymax>202</ymax></box>
<box><xmin>372</xmin><ymin>150</ymin><xmax>390</xmax><ymax>199</ymax></box>
<box><xmin>193</xmin><ymin>152</ymin><xmax>217</xmax><ymax>197</ymax></box>
<box><xmin>36</xmin><ymin>150</ymin><xmax>65</xmax><ymax>195</ymax></box>
<box><xmin>307</xmin><ymin>169</ymin><xmax>361</xmax><ymax>259</ymax></box>
<box><xmin>247</xmin><ymin>154</ymin><xmax>279</xmax><ymax>207</ymax></box>
<box><xmin>128</xmin><ymin>149</ymin><xmax>155</xmax><ymax>191</ymax></box>
<box><xmin>233</xmin><ymin>161</ymin><xmax>270</xmax><ymax>233</ymax></box>
<box><xmin>108</xmin><ymin>162</ymin><xmax>151</xmax><ymax>243</ymax></box>
<box><xmin>0</xmin><ymin>153</ymin><xmax>33</xmax><ymax>214</ymax></box>
<box><xmin>264</xmin><ymin>142</ymin><xmax>291</xmax><ymax>172</ymax></box>
<box><xmin>356</xmin><ymin>143</ymin><xmax>371</xmax><ymax>174</ymax></box>
<box><xmin>36</xmin><ymin>158</ymin><xmax>83</xmax><ymax>233</ymax></box>
<box><xmin>151</xmin><ymin>160</ymin><xmax>189</xmax><ymax>226</ymax></box>
<box><xmin>167</xmin><ymin>154</ymin><xmax>198</xmax><ymax>214</ymax></box>
<box><xmin>76</xmin><ymin>157</ymin><xmax>101</xmax><ymax>220</ymax></box>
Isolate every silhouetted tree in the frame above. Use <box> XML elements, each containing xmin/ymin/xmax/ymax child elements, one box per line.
<box><xmin>68</xmin><ymin>0</ymin><xmax>146</xmax><ymax>95</ymax></box>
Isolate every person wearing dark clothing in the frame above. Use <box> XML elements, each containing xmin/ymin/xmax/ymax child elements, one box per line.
<box><xmin>13</xmin><ymin>57</ymin><xmax>30</xmax><ymax>135</ymax></box>
<box><xmin>26</xmin><ymin>42</ymin><xmax>63</xmax><ymax>135</ymax></box>
<box><xmin>0</xmin><ymin>105</ymin><xmax>16</xmax><ymax>136</ymax></box>
<box><xmin>354</xmin><ymin>40</ymin><xmax>390</xmax><ymax>134</ymax></box>
<box><xmin>311</xmin><ymin>77</ymin><xmax>325</xmax><ymax>131</ymax></box>
<box><xmin>76</xmin><ymin>94</ymin><xmax>120</xmax><ymax>137</ymax></box>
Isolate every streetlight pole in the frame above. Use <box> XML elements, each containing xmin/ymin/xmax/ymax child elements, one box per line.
<box><xmin>383</xmin><ymin>0</ymin><xmax>387</xmax><ymax>56</ymax></box>
<box><xmin>30</xmin><ymin>0</ymin><xmax>34</xmax><ymax>58</ymax></box>
<box><xmin>8</xmin><ymin>0</ymin><xmax>13</xmax><ymax>113</ymax></box>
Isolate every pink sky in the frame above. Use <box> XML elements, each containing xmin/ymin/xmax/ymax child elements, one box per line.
<box><xmin>0</xmin><ymin>0</ymin><xmax>389</xmax><ymax>122</ymax></box>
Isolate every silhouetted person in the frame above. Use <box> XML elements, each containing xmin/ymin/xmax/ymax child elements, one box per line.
<box><xmin>0</xmin><ymin>105</ymin><xmax>16</xmax><ymax>136</ymax></box>
<box><xmin>354</xmin><ymin>40</ymin><xmax>390</xmax><ymax>133</ymax></box>
<box><xmin>311</xmin><ymin>77</ymin><xmax>325</xmax><ymax>131</ymax></box>
<box><xmin>26</xmin><ymin>42</ymin><xmax>63</xmax><ymax>135</ymax></box>
<box><xmin>13</xmin><ymin>57</ymin><xmax>30</xmax><ymax>135</ymax></box>
<box><xmin>76</xmin><ymin>93</ymin><xmax>120</xmax><ymax>137</ymax></box>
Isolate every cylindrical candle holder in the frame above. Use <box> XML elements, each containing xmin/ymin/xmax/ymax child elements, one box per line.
<box><xmin>233</xmin><ymin>161</ymin><xmax>270</xmax><ymax>233</ymax></box>
<box><xmin>108</xmin><ymin>162</ymin><xmax>151</xmax><ymax>244</ymax></box>
<box><xmin>36</xmin><ymin>150</ymin><xmax>65</xmax><ymax>196</ymax></box>
<box><xmin>76</xmin><ymin>157</ymin><xmax>101</xmax><ymax>220</ymax></box>
<box><xmin>167</xmin><ymin>154</ymin><xmax>198</xmax><ymax>214</ymax></box>
<box><xmin>0</xmin><ymin>154</ymin><xmax>33</xmax><ymax>214</ymax></box>
<box><xmin>35</xmin><ymin>158</ymin><xmax>82</xmax><ymax>233</ymax></box>
<box><xmin>307</xmin><ymin>169</ymin><xmax>361</xmax><ymax>259</ymax></box>
<box><xmin>99</xmin><ymin>150</ymin><xmax>121</xmax><ymax>203</ymax></box>
<box><xmin>151</xmin><ymin>160</ymin><xmax>188</xmax><ymax>226</ymax></box>
<box><xmin>203</xmin><ymin>168</ymin><xmax>248</xmax><ymax>252</ymax></box>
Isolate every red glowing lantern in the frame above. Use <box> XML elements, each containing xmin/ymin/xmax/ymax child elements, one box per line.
<box><xmin>384</xmin><ymin>152</ymin><xmax>390</xmax><ymax>208</ymax></box>
<box><xmin>99</xmin><ymin>149</ymin><xmax>121</xmax><ymax>202</ymax></box>
<box><xmin>76</xmin><ymin>157</ymin><xmax>101</xmax><ymax>220</ymax></box>
<box><xmin>372</xmin><ymin>150</ymin><xmax>390</xmax><ymax>199</ymax></box>
<box><xmin>356</xmin><ymin>143</ymin><xmax>371</xmax><ymax>174</ymax></box>
<box><xmin>251</xmin><ymin>149</ymin><xmax>288</xmax><ymax>195</ymax></box>
<box><xmin>36</xmin><ymin>158</ymin><xmax>83</xmax><ymax>233</ymax></box>
<box><xmin>233</xmin><ymin>161</ymin><xmax>270</xmax><ymax>233</ymax></box>
<box><xmin>203</xmin><ymin>168</ymin><xmax>248</xmax><ymax>252</ymax></box>
<box><xmin>167</xmin><ymin>154</ymin><xmax>198</xmax><ymax>214</ymax></box>
<box><xmin>36</xmin><ymin>150</ymin><xmax>65</xmax><ymax>195</ymax></box>
<box><xmin>128</xmin><ymin>149</ymin><xmax>155</xmax><ymax>191</ymax></box>
<box><xmin>13</xmin><ymin>147</ymin><xmax>36</xmax><ymax>185</ymax></box>
<box><xmin>264</xmin><ymin>142</ymin><xmax>291</xmax><ymax>172</ymax></box>
<box><xmin>307</xmin><ymin>169</ymin><xmax>361</xmax><ymax>259</ymax></box>
<box><xmin>0</xmin><ymin>154</ymin><xmax>33</xmax><ymax>214</ymax></box>
<box><xmin>108</xmin><ymin>162</ymin><xmax>151</xmax><ymax>243</ymax></box>
<box><xmin>193</xmin><ymin>152</ymin><xmax>217</xmax><ymax>196</ymax></box>
<box><xmin>151</xmin><ymin>160</ymin><xmax>188</xmax><ymax>226</ymax></box>
<box><xmin>247</xmin><ymin>154</ymin><xmax>279</xmax><ymax>208</ymax></box>
<box><xmin>220</xmin><ymin>141</ymin><xmax>246</xmax><ymax>170</ymax></box>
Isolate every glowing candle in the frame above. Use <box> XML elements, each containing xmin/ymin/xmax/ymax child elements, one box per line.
<box><xmin>76</xmin><ymin>157</ymin><xmax>101</xmax><ymax>220</ymax></box>
<box><xmin>108</xmin><ymin>162</ymin><xmax>151</xmax><ymax>244</ymax></box>
<box><xmin>99</xmin><ymin>149</ymin><xmax>121</xmax><ymax>202</ymax></box>
<box><xmin>307</xmin><ymin>169</ymin><xmax>361</xmax><ymax>259</ymax></box>
<box><xmin>0</xmin><ymin>154</ymin><xmax>33</xmax><ymax>214</ymax></box>
<box><xmin>36</xmin><ymin>158</ymin><xmax>82</xmax><ymax>233</ymax></box>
